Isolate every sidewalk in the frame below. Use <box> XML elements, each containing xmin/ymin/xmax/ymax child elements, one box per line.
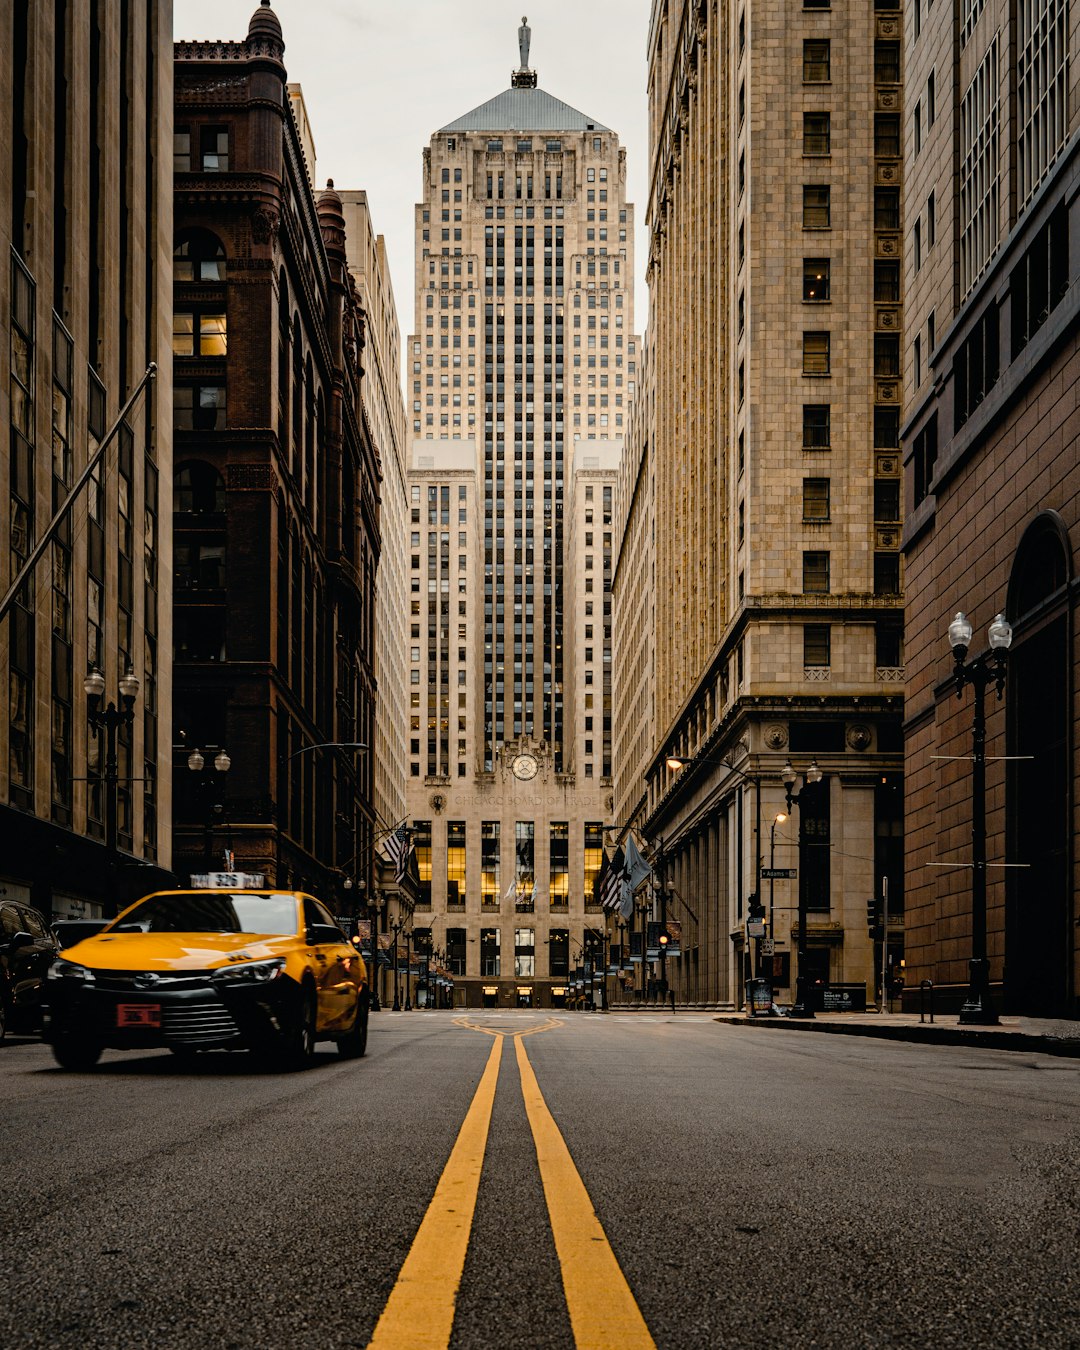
<box><xmin>713</xmin><ymin>1009</ymin><xmax>1080</xmax><ymax>1057</ymax></box>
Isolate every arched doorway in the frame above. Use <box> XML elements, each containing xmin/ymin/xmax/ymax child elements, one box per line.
<box><xmin>1005</xmin><ymin>512</ymin><xmax>1073</xmax><ymax>1016</ymax></box>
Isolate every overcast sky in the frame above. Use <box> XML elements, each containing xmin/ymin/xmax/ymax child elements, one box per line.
<box><xmin>174</xmin><ymin>1</ymin><xmax>652</xmax><ymax>350</ymax></box>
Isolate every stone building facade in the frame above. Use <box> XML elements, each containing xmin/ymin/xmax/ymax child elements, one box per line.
<box><xmin>901</xmin><ymin>0</ymin><xmax>1080</xmax><ymax>1015</ymax></box>
<box><xmin>0</xmin><ymin>1</ymin><xmax>175</xmax><ymax>919</ymax></box>
<box><xmin>171</xmin><ymin>3</ymin><xmax>380</xmax><ymax>912</ymax></box>
<box><xmin>403</xmin><ymin>24</ymin><xmax>639</xmax><ymax>1007</ymax></box>
<box><xmin>620</xmin><ymin>0</ymin><xmax>906</xmax><ymax>1007</ymax></box>
<box><xmin>339</xmin><ymin>192</ymin><xmax>409</xmax><ymax>851</ymax></box>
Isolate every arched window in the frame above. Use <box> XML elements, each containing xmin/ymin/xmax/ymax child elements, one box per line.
<box><xmin>304</xmin><ymin>356</ymin><xmax>316</xmax><ymax>506</ymax></box>
<box><xmin>291</xmin><ymin>316</ymin><xmax>303</xmax><ymax>471</ymax></box>
<box><xmin>174</xmin><ymin>229</ymin><xmax>227</xmax><ymax>282</ymax></box>
<box><xmin>174</xmin><ymin>460</ymin><xmax>225</xmax><ymax>514</ymax></box>
<box><xmin>1005</xmin><ymin>511</ymin><xmax>1074</xmax><ymax>1015</ymax></box>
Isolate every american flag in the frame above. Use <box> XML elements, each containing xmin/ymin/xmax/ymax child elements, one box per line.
<box><xmin>384</xmin><ymin>824</ymin><xmax>412</xmax><ymax>885</ymax></box>
<box><xmin>597</xmin><ymin>846</ymin><xmax>627</xmax><ymax>911</ymax></box>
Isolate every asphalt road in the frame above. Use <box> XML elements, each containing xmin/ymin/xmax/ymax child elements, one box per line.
<box><xmin>3</xmin><ymin>1011</ymin><xmax>1080</xmax><ymax>1349</ymax></box>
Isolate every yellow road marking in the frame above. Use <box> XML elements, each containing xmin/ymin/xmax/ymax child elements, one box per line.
<box><xmin>367</xmin><ymin>1034</ymin><xmax>503</xmax><ymax>1350</ymax></box>
<box><xmin>515</xmin><ymin>1035</ymin><xmax>656</xmax><ymax>1350</ymax></box>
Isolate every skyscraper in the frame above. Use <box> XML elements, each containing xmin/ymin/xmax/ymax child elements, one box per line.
<box><xmin>404</xmin><ymin>21</ymin><xmax>639</xmax><ymax>1008</ymax></box>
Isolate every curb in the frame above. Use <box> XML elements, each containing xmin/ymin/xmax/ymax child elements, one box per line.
<box><xmin>713</xmin><ymin>1014</ymin><xmax>1080</xmax><ymax>1059</ymax></box>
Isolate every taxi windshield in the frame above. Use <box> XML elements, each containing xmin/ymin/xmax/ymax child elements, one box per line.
<box><xmin>113</xmin><ymin>892</ymin><xmax>298</xmax><ymax>936</ymax></box>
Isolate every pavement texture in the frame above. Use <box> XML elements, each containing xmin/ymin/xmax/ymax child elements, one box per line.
<box><xmin>712</xmin><ymin>1008</ymin><xmax>1080</xmax><ymax>1057</ymax></box>
<box><xmin>4</xmin><ymin>1011</ymin><xmax>1080</xmax><ymax>1348</ymax></box>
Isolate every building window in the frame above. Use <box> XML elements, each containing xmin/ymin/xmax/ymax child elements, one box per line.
<box><xmin>875</xmin><ymin>114</ymin><xmax>901</xmax><ymax>158</ymax></box>
<box><xmin>960</xmin><ymin>38</ymin><xmax>1000</xmax><ymax>296</ymax></box>
<box><xmin>481</xmin><ymin>820</ymin><xmax>500</xmax><ymax>906</ymax></box>
<box><xmin>803</xmin><ymin>39</ymin><xmax>831</xmax><ymax>82</ymax></box>
<box><xmin>874</xmin><ymin>334</ymin><xmax>900</xmax><ymax>378</ymax></box>
<box><xmin>876</xmin><ymin>621</ymin><xmax>903</xmax><ymax>669</ymax></box>
<box><xmin>515</xmin><ymin>821</ymin><xmax>535</xmax><ymax>908</ymax></box>
<box><xmin>803</xmin><ymin>258</ymin><xmax>830</xmax><ymax>301</ymax></box>
<box><xmin>200</xmin><ymin>126</ymin><xmax>229</xmax><ymax>172</ymax></box>
<box><xmin>874</xmin><ymin>40</ymin><xmax>901</xmax><ymax>83</ymax></box>
<box><xmin>174</xmin><ymin>383</ymin><xmax>226</xmax><ymax>431</ymax></box>
<box><xmin>803</xmin><ymin>331</ymin><xmax>831</xmax><ymax>376</ymax></box>
<box><xmin>480</xmin><ymin>927</ymin><xmax>501</xmax><ymax>977</ymax></box>
<box><xmin>803</xmin><ymin>403</ymin><xmax>830</xmax><ymax>449</ymax></box>
<box><xmin>549</xmin><ymin>929</ymin><xmax>569</xmax><ymax>978</ymax></box>
<box><xmin>174</xmin><ymin>229</ymin><xmax>226</xmax><ymax>282</ymax></box>
<box><xmin>874</xmin><ymin>187</ymin><xmax>901</xmax><ymax>231</ymax></box>
<box><xmin>874</xmin><ymin>552</ymin><xmax>901</xmax><ymax>595</ymax></box>
<box><xmin>550</xmin><ymin>821</ymin><xmax>569</xmax><ymax>907</ymax></box>
<box><xmin>584</xmin><ymin>822</ymin><xmax>604</xmax><ymax>904</ymax></box>
<box><xmin>413</xmin><ymin>820</ymin><xmax>433</xmax><ymax>906</ymax></box>
<box><xmin>803</xmin><ymin>185</ymin><xmax>831</xmax><ymax>229</ymax></box>
<box><xmin>802</xmin><ymin>477</ymin><xmax>831</xmax><ymax>520</ymax></box>
<box><xmin>874</xmin><ymin>260</ymin><xmax>900</xmax><ymax>303</ymax></box>
<box><xmin>803</xmin><ymin>551</ymin><xmax>830</xmax><ymax>593</ymax></box>
<box><xmin>799</xmin><ymin>777</ymin><xmax>831</xmax><ymax>912</ymax></box>
<box><xmin>803</xmin><ymin>624</ymin><xmax>831</xmax><ymax>667</ymax></box>
<box><xmin>954</xmin><ymin>302</ymin><xmax>999</xmax><ymax>430</ymax></box>
<box><xmin>173</xmin><ymin>311</ymin><xmax>227</xmax><ymax>357</ymax></box>
<box><xmin>1017</xmin><ymin>0</ymin><xmax>1069</xmax><ymax>206</ymax></box>
<box><xmin>874</xmin><ymin>406</ymin><xmax>899</xmax><ymax>449</ymax></box>
<box><xmin>514</xmin><ymin>928</ymin><xmax>535</xmax><ymax>977</ymax></box>
<box><xmin>1011</xmin><ymin>202</ymin><xmax>1069</xmax><ymax>355</ymax></box>
<box><xmin>447</xmin><ymin>820</ymin><xmax>466</xmax><ymax>906</ymax></box>
<box><xmin>174</xmin><ymin>127</ymin><xmax>191</xmax><ymax>172</ymax></box>
<box><xmin>803</xmin><ymin>112</ymin><xmax>830</xmax><ymax>156</ymax></box>
<box><xmin>874</xmin><ymin>478</ymin><xmax>901</xmax><ymax>522</ymax></box>
<box><xmin>912</xmin><ymin>414</ymin><xmax>938</xmax><ymax>506</ymax></box>
<box><xmin>174</xmin><ymin>461</ymin><xmax>225</xmax><ymax>513</ymax></box>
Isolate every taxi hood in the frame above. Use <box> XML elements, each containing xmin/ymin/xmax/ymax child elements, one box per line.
<box><xmin>60</xmin><ymin>931</ymin><xmax>295</xmax><ymax>972</ymax></box>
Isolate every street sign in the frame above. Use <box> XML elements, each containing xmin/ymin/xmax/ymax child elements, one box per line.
<box><xmin>760</xmin><ymin>867</ymin><xmax>797</xmax><ymax>879</ymax></box>
<box><xmin>747</xmin><ymin>918</ymin><xmax>766</xmax><ymax>938</ymax></box>
<box><xmin>761</xmin><ymin>938</ymin><xmax>775</xmax><ymax>956</ymax></box>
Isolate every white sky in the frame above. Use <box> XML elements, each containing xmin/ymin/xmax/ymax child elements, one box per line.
<box><xmin>173</xmin><ymin>1</ymin><xmax>652</xmax><ymax>352</ymax></box>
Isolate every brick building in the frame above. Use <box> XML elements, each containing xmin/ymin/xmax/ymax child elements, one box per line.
<box><xmin>901</xmin><ymin>0</ymin><xmax>1080</xmax><ymax>1016</ymax></box>
<box><xmin>171</xmin><ymin>2</ymin><xmax>380</xmax><ymax>911</ymax></box>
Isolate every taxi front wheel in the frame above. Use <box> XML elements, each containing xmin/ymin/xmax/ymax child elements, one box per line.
<box><xmin>281</xmin><ymin>986</ymin><xmax>316</xmax><ymax>1071</ymax></box>
<box><xmin>52</xmin><ymin>1034</ymin><xmax>103</xmax><ymax>1071</ymax></box>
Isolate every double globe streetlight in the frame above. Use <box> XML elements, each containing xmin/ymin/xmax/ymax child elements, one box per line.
<box><xmin>187</xmin><ymin>745</ymin><xmax>232</xmax><ymax>872</ymax></box>
<box><xmin>948</xmin><ymin>610</ymin><xmax>1012</xmax><ymax>1025</ymax></box>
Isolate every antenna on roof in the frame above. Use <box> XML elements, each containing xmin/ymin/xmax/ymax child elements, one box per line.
<box><xmin>512</xmin><ymin>14</ymin><xmax>537</xmax><ymax>88</ymax></box>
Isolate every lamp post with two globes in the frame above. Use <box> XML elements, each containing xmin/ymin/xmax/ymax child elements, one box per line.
<box><xmin>187</xmin><ymin>744</ymin><xmax>232</xmax><ymax>872</ymax></box>
<box><xmin>948</xmin><ymin>610</ymin><xmax>1013</xmax><ymax>1025</ymax></box>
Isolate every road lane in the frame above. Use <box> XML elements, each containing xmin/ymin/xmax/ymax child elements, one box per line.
<box><xmin>3</xmin><ymin>1011</ymin><xmax>1080</xmax><ymax>1349</ymax></box>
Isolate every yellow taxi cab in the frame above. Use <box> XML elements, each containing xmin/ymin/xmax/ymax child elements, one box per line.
<box><xmin>42</xmin><ymin>889</ymin><xmax>368</xmax><ymax>1072</ymax></box>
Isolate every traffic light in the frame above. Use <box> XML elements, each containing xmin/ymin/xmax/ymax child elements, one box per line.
<box><xmin>658</xmin><ymin>930</ymin><xmax>669</xmax><ymax>952</ymax></box>
<box><xmin>866</xmin><ymin>897</ymin><xmax>880</xmax><ymax>939</ymax></box>
<box><xmin>748</xmin><ymin>894</ymin><xmax>766</xmax><ymax>920</ymax></box>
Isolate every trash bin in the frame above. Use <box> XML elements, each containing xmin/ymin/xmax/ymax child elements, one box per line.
<box><xmin>745</xmin><ymin>977</ymin><xmax>773</xmax><ymax>1017</ymax></box>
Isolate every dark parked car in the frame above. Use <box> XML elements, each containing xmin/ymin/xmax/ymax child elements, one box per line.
<box><xmin>1</xmin><ymin>901</ymin><xmax>59</xmax><ymax>1037</ymax></box>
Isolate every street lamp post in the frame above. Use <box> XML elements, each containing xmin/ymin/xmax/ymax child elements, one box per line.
<box><xmin>387</xmin><ymin>913</ymin><xmax>408</xmax><ymax>1012</ymax></box>
<box><xmin>404</xmin><ymin>929</ymin><xmax>413</xmax><ymax>1011</ymax></box>
<box><xmin>187</xmin><ymin>745</ymin><xmax>232</xmax><ymax>872</ymax></box>
<box><xmin>782</xmin><ymin>758</ymin><xmax>824</xmax><ymax>1019</ymax></box>
<box><xmin>85</xmin><ymin>666</ymin><xmax>139</xmax><ymax>916</ymax></box>
<box><xmin>769</xmin><ymin>811</ymin><xmax>788</xmax><ymax>963</ymax></box>
<box><xmin>948</xmin><ymin>610</ymin><xmax>1013</xmax><ymax>1025</ymax></box>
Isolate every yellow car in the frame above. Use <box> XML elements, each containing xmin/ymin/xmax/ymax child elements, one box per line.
<box><xmin>43</xmin><ymin>890</ymin><xmax>368</xmax><ymax>1072</ymax></box>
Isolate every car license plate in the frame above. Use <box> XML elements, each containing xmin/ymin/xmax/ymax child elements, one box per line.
<box><xmin>116</xmin><ymin>1003</ymin><xmax>161</xmax><ymax>1028</ymax></box>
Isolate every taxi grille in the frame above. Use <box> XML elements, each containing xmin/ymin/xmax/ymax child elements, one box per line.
<box><xmin>95</xmin><ymin>971</ymin><xmax>213</xmax><ymax>992</ymax></box>
<box><xmin>162</xmin><ymin>1003</ymin><xmax>241</xmax><ymax>1045</ymax></box>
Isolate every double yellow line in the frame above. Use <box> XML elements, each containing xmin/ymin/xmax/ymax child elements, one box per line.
<box><xmin>368</xmin><ymin>1019</ymin><xmax>654</xmax><ymax>1350</ymax></box>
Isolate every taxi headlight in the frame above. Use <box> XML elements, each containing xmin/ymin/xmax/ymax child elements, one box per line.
<box><xmin>48</xmin><ymin>959</ymin><xmax>95</xmax><ymax>983</ymax></box>
<box><xmin>212</xmin><ymin>958</ymin><xmax>286</xmax><ymax>985</ymax></box>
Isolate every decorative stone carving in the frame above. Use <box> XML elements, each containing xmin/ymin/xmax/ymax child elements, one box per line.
<box><xmin>878</xmin><ymin>236</ymin><xmax>898</xmax><ymax>255</ymax></box>
<box><xmin>764</xmin><ymin>723</ymin><xmax>788</xmax><ymax>750</ymax></box>
<box><xmin>847</xmin><ymin>724</ymin><xmax>872</xmax><ymax>751</ymax></box>
<box><xmin>430</xmin><ymin>793</ymin><xmax>445</xmax><ymax>813</ymax></box>
<box><xmin>878</xmin><ymin>382</ymin><xmax>898</xmax><ymax>401</ymax></box>
<box><xmin>878</xmin><ymin>309</ymin><xmax>898</xmax><ymax>329</ymax></box>
<box><xmin>877</xmin><ymin>90</ymin><xmax>898</xmax><ymax>110</ymax></box>
<box><xmin>877</xmin><ymin>454</ymin><xmax>900</xmax><ymax>476</ymax></box>
<box><xmin>251</xmin><ymin>207</ymin><xmax>279</xmax><ymax>245</ymax></box>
